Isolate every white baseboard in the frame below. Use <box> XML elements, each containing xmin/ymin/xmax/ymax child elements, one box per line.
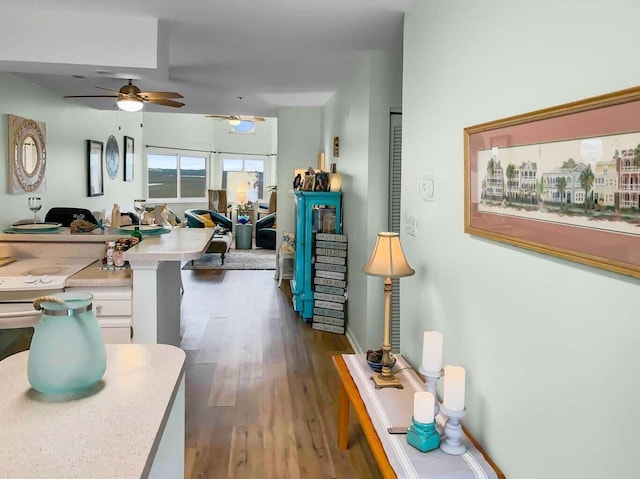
<box><xmin>345</xmin><ymin>326</ymin><xmax>363</xmax><ymax>354</ymax></box>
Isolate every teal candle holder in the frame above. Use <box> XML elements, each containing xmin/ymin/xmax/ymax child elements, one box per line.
<box><xmin>407</xmin><ymin>416</ymin><xmax>440</xmax><ymax>453</ymax></box>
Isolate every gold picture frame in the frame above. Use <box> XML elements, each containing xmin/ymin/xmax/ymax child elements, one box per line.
<box><xmin>465</xmin><ymin>86</ymin><xmax>640</xmax><ymax>279</ymax></box>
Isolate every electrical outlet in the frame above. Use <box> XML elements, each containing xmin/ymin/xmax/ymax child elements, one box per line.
<box><xmin>406</xmin><ymin>213</ymin><xmax>417</xmax><ymax>237</ymax></box>
<box><xmin>418</xmin><ymin>176</ymin><xmax>435</xmax><ymax>201</ymax></box>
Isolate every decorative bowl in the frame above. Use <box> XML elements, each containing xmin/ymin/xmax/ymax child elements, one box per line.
<box><xmin>366</xmin><ymin>349</ymin><xmax>397</xmax><ymax>373</ymax></box>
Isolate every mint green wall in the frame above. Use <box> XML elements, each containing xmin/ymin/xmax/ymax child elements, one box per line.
<box><xmin>402</xmin><ymin>1</ymin><xmax>640</xmax><ymax>477</ymax></box>
<box><xmin>322</xmin><ymin>51</ymin><xmax>403</xmax><ymax>352</ymax></box>
<box><xmin>276</xmin><ymin>107</ymin><xmax>322</xmax><ymax>241</ymax></box>
<box><xmin>0</xmin><ymin>73</ymin><xmax>143</xmax><ymax>226</ymax></box>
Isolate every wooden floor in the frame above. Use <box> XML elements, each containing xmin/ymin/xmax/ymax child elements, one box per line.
<box><xmin>180</xmin><ymin>268</ymin><xmax>382</xmax><ymax>479</ymax></box>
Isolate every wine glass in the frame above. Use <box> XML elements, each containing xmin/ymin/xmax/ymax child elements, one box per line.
<box><xmin>133</xmin><ymin>199</ymin><xmax>146</xmax><ymax>228</ymax></box>
<box><xmin>28</xmin><ymin>197</ymin><xmax>42</xmax><ymax>224</ymax></box>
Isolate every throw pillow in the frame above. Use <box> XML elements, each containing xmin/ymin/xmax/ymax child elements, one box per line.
<box><xmin>281</xmin><ymin>231</ymin><xmax>295</xmax><ymax>253</ymax></box>
<box><xmin>195</xmin><ymin>213</ymin><xmax>216</xmax><ymax>227</ymax></box>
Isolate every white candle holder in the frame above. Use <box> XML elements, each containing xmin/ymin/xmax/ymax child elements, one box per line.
<box><xmin>439</xmin><ymin>406</ymin><xmax>467</xmax><ymax>455</ymax></box>
<box><xmin>419</xmin><ymin>366</ymin><xmax>442</xmax><ymax>417</ymax></box>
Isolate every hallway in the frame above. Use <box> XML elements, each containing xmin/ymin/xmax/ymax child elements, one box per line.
<box><xmin>180</xmin><ymin>269</ymin><xmax>381</xmax><ymax>478</ymax></box>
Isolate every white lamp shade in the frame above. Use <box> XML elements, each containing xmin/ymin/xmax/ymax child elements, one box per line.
<box><xmin>363</xmin><ymin>232</ymin><xmax>415</xmax><ymax>278</ymax></box>
<box><xmin>117</xmin><ymin>97</ymin><xmax>143</xmax><ymax>112</ymax></box>
<box><xmin>228</xmin><ymin>119</ymin><xmax>241</xmax><ymax>126</ymax></box>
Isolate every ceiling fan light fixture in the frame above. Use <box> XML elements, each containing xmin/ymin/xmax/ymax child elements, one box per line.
<box><xmin>117</xmin><ymin>97</ymin><xmax>143</xmax><ymax>112</ymax></box>
<box><xmin>228</xmin><ymin>119</ymin><xmax>242</xmax><ymax>126</ymax></box>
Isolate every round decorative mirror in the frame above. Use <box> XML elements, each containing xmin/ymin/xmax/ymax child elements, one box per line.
<box><xmin>9</xmin><ymin>114</ymin><xmax>47</xmax><ymax>193</ymax></box>
<box><xmin>22</xmin><ymin>135</ymin><xmax>39</xmax><ymax>175</ymax></box>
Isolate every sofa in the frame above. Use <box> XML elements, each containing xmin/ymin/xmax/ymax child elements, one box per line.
<box><xmin>256</xmin><ymin>213</ymin><xmax>276</xmax><ymax>250</ymax></box>
<box><xmin>184</xmin><ymin>209</ymin><xmax>233</xmax><ymax>263</ymax></box>
<box><xmin>184</xmin><ymin>209</ymin><xmax>232</xmax><ymax>231</ymax></box>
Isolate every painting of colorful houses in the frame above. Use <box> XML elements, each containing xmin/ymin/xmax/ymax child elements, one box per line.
<box><xmin>477</xmin><ymin>131</ymin><xmax>640</xmax><ymax>236</ymax></box>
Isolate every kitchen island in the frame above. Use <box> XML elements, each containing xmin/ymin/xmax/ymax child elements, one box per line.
<box><xmin>0</xmin><ymin>227</ymin><xmax>213</xmax><ymax>346</ymax></box>
<box><xmin>123</xmin><ymin>228</ymin><xmax>213</xmax><ymax>345</ymax></box>
<box><xmin>0</xmin><ymin>344</ymin><xmax>186</xmax><ymax>479</ymax></box>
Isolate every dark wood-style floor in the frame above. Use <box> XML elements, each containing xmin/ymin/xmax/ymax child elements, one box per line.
<box><xmin>180</xmin><ymin>268</ymin><xmax>382</xmax><ymax>479</ymax></box>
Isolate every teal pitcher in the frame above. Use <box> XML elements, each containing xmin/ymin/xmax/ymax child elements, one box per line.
<box><xmin>28</xmin><ymin>292</ymin><xmax>106</xmax><ymax>395</ymax></box>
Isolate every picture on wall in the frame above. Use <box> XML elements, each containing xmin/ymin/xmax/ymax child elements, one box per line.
<box><xmin>464</xmin><ymin>86</ymin><xmax>640</xmax><ymax>279</ymax></box>
<box><xmin>87</xmin><ymin>139</ymin><xmax>104</xmax><ymax>197</ymax></box>
<box><xmin>124</xmin><ymin>136</ymin><xmax>134</xmax><ymax>181</ymax></box>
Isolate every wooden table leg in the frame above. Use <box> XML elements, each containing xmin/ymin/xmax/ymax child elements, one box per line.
<box><xmin>338</xmin><ymin>378</ymin><xmax>350</xmax><ymax>450</ymax></box>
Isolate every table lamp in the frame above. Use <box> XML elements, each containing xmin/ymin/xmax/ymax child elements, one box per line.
<box><xmin>363</xmin><ymin>232</ymin><xmax>415</xmax><ymax>389</ymax></box>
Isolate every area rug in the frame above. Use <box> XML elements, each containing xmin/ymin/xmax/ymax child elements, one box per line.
<box><xmin>182</xmin><ymin>249</ymin><xmax>276</xmax><ymax>270</ymax></box>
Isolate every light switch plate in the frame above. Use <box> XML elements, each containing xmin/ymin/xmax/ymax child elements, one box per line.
<box><xmin>406</xmin><ymin>213</ymin><xmax>417</xmax><ymax>237</ymax></box>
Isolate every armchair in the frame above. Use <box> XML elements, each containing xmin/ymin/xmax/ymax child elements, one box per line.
<box><xmin>256</xmin><ymin>212</ymin><xmax>276</xmax><ymax>250</ymax></box>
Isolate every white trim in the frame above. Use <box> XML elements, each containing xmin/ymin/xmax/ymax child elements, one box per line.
<box><xmin>345</xmin><ymin>325</ymin><xmax>363</xmax><ymax>354</ymax></box>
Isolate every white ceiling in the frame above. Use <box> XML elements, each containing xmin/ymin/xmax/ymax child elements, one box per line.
<box><xmin>1</xmin><ymin>0</ymin><xmax>412</xmax><ymax>117</ymax></box>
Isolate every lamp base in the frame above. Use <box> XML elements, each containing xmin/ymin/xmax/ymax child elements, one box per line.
<box><xmin>370</xmin><ymin>372</ymin><xmax>403</xmax><ymax>389</ymax></box>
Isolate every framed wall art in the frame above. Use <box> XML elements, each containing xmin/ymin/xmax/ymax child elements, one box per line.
<box><xmin>87</xmin><ymin>139</ymin><xmax>104</xmax><ymax>197</ymax></box>
<box><xmin>124</xmin><ymin>135</ymin><xmax>134</xmax><ymax>181</ymax></box>
<box><xmin>465</xmin><ymin>86</ymin><xmax>640</xmax><ymax>279</ymax></box>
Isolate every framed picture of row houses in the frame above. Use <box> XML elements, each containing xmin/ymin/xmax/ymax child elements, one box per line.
<box><xmin>465</xmin><ymin>86</ymin><xmax>640</xmax><ymax>279</ymax></box>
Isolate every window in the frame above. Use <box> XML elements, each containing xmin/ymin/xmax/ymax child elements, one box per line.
<box><xmin>222</xmin><ymin>157</ymin><xmax>265</xmax><ymax>202</ymax></box>
<box><xmin>147</xmin><ymin>152</ymin><xmax>207</xmax><ymax>200</ymax></box>
<box><xmin>230</xmin><ymin>120</ymin><xmax>256</xmax><ymax>133</ymax></box>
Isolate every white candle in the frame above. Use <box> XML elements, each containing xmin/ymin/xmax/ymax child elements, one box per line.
<box><xmin>443</xmin><ymin>365</ymin><xmax>466</xmax><ymax>411</ymax></box>
<box><xmin>414</xmin><ymin>391</ymin><xmax>435</xmax><ymax>424</ymax></box>
<box><xmin>421</xmin><ymin>331</ymin><xmax>443</xmax><ymax>373</ymax></box>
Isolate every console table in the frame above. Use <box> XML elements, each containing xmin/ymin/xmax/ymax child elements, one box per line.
<box><xmin>333</xmin><ymin>354</ymin><xmax>504</xmax><ymax>479</ymax></box>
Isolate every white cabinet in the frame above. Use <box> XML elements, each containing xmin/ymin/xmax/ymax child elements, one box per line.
<box><xmin>65</xmin><ymin>286</ymin><xmax>132</xmax><ymax>344</ymax></box>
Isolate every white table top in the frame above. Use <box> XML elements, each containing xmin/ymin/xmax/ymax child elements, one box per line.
<box><xmin>343</xmin><ymin>354</ymin><xmax>498</xmax><ymax>479</ymax></box>
<box><xmin>0</xmin><ymin>344</ymin><xmax>185</xmax><ymax>479</ymax></box>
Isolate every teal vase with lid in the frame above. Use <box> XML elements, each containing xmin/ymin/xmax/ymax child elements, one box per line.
<box><xmin>27</xmin><ymin>292</ymin><xmax>106</xmax><ymax>395</ymax></box>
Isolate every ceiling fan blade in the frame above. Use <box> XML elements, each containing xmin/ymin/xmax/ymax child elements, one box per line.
<box><xmin>94</xmin><ymin>85</ymin><xmax>122</xmax><ymax>94</ymax></box>
<box><xmin>139</xmin><ymin>91</ymin><xmax>184</xmax><ymax>99</ymax></box>
<box><xmin>63</xmin><ymin>94</ymin><xmax>119</xmax><ymax>99</ymax></box>
<box><xmin>148</xmin><ymin>98</ymin><xmax>185</xmax><ymax>108</ymax></box>
<box><xmin>239</xmin><ymin>116</ymin><xmax>266</xmax><ymax>122</ymax></box>
<box><xmin>205</xmin><ymin>114</ymin><xmax>231</xmax><ymax>120</ymax></box>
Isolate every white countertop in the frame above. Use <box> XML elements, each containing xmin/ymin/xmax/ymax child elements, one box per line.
<box><xmin>0</xmin><ymin>227</ymin><xmax>213</xmax><ymax>262</ymax></box>
<box><xmin>0</xmin><ymin>227</ymin><xmax>125</xmax><ymax>243</ymax></box>
<box><xmin>123</xmin><ymin>228</ymin><xmax>213</xmax><ymax>262</ymax></box>
<box><xmin>65</xmin><ymin>260</ymin><xmax>132</xmax><ymax>288</ymax></box>
<box><xmin>0</xmin><ymin>344</ymin><xmax>186</xmax><ymax>479</ymax></box>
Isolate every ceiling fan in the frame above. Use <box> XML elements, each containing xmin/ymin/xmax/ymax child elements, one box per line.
<box><xmin>206</xmin><ymin>114</ymin><xmax>266</xmax><ymax>125</ymax></box>
<box><xmin>63</xmin><ymin>80</ymin><xmax>184</xmax><ymax>112</ymax></box>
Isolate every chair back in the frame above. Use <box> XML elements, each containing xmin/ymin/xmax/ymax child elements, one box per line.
<box><xmin>45</xmin><ymin>207</ymin><xmax>98</xmax><ymax>227</ymax></box>
<box><xmin>208</xmin><ymin>189</ymin><xmax>228</xmax><ymax>216</ymax></box>
<box><xmin>268</xmin><ymin>190</ymin><xmax>277</xmax><ymax>213</ymax></box>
